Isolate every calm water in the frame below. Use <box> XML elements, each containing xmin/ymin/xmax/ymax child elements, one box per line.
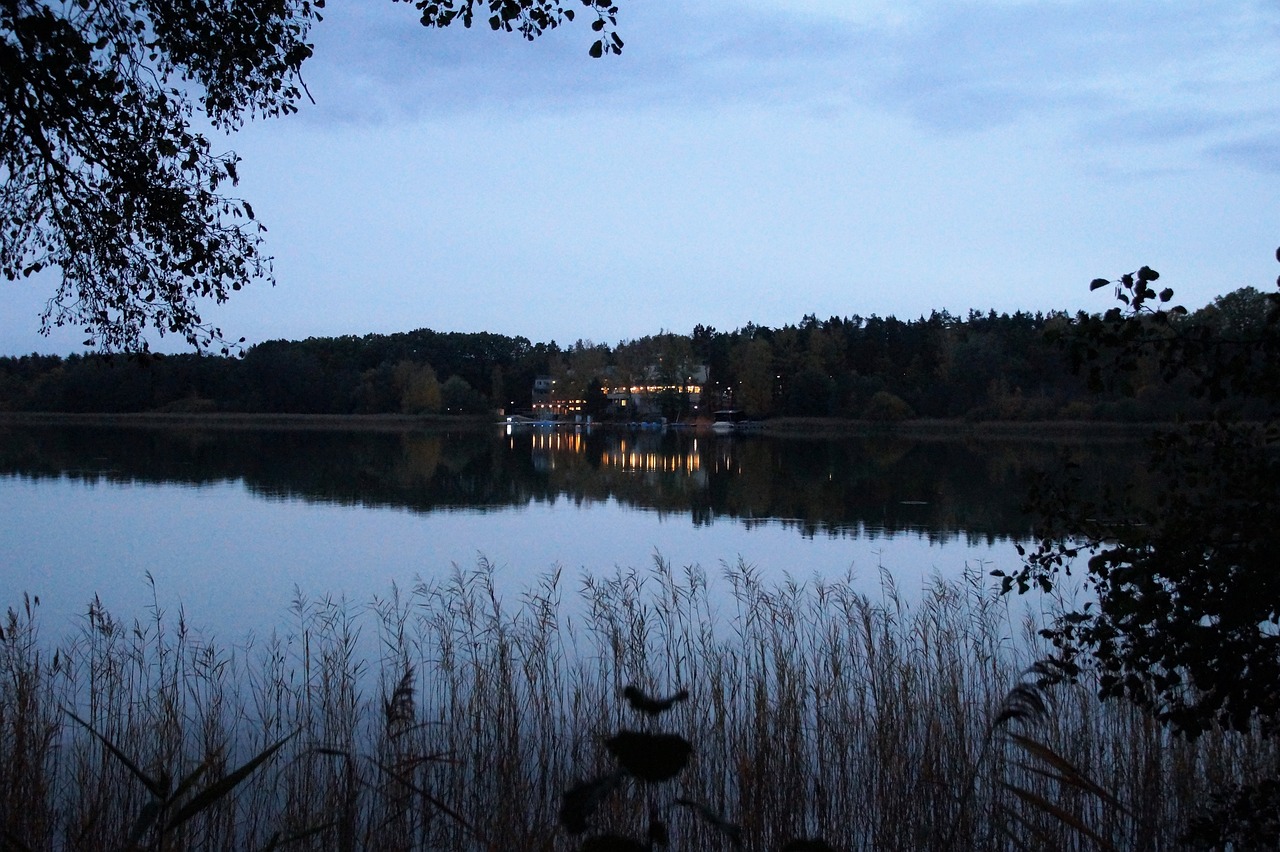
<box><xmin>0</xmin><ymin>422</ymin><xmax>1129</xmax><ymax>639</ymax></box>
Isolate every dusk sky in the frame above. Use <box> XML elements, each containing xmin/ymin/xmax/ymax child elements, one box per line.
<box><xmin>3</xmin><ymin>0</ymin><xmax>1278</xmax><ymax>355</ymax></box>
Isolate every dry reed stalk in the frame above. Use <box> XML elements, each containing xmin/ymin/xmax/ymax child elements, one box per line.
<box><xmin>2</xmin><ymin>557</ymin><xmax>1276</xmax><ymax>850</ymax></box>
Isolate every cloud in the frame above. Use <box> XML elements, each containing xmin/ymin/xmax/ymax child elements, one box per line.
<box><xmin>855</xmin><ymin>2</ymin><xmax>1280</xmax><ymax>129</ymax></box>
<box><xmin>1208</xmin><ymin>133</ymin><xmax>1280</xmax><ymax>173</ymax></box>
<box><xmin>847</xmin><ymin>1</ymin><xmax>1280</xmax><ymax>178</ymax></box>
<box><xmin>298</xmin><ymin>1</ymin><xmax>854</xmax><ymax>121</ymax></box>
<box><xmin>292</xmin><ymin>0</ymin><xmax>1280</xmax><ymax>171</ymax></box>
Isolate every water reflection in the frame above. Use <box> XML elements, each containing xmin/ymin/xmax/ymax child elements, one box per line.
<box><xmin>0</xmin><ymin>422</ymin><xmax>1144</xmax><ymax>544</ymax></box>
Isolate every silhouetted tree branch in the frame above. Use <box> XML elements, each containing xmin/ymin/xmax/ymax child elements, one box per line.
<box><xmin>0</xmin><ymin>0</ymin><xmax>621</xmax><ymax>352</ymax></box>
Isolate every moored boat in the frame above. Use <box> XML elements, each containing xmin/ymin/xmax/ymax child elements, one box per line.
<box><xmin>711</xmin><ymin>409</ymin><xmax>746</xmax><ymax>432</ymax></box>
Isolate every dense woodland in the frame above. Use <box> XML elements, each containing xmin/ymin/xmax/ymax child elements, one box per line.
<box><xmin>0</xmin><ymin>285</ymin><xmax>1273</xmax><ymax>420</ymax></box>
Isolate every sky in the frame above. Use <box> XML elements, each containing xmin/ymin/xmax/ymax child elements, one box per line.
<box><xmin>3</xmin><ymin>0</ymin><xmax>1279</xmax><ymax>355</ymax></box>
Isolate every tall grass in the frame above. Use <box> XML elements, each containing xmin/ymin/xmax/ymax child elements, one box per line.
<box><xmin>1</xmin><ymin>559</ymin><xmax>1274</xmax><ymax>850</ymax></box>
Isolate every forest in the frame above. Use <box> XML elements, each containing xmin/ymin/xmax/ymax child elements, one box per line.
<box><xmin>1</xmin><ymin>285</ymin><xmax>1274</xmax><ymax>422</ymax></box>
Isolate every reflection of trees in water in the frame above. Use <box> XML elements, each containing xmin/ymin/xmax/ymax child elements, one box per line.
<box><xmin>0</xmin><ymin>424</ymin><xmax>1143</xmax><ymax>541</ymax></box>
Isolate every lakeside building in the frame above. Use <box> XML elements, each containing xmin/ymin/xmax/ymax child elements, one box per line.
<box><xmin>531</xmin><ymin>366</ymin><xmax>709</xmax><ymax>421</ymax></box>
<box><xmin>531</xmin><ymin>376</ymin><xmax>585</xmax><ymax>420</ymax></box>
<box><xmin>604</xmin><ymin>364</ymin><xmax>708</xmax><ymax>417</ymax></box>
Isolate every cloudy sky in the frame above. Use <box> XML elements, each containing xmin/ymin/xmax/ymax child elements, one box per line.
<box><xmin>3</xmin><ymin>0</ymin><xmax>1279</xmax><ymax>354</ymax></box>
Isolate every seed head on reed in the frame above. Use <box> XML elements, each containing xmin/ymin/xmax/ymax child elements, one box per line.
<box><xmin>384</xmin><ymin>665</ymin><xmax>416</xmax><ymax>734</ymax></box>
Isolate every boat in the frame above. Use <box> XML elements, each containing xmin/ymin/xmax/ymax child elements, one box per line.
<box><xmin>711</xmin><ymin>410</ymin><xmax>747</xmax><ymax>432</ymax></box>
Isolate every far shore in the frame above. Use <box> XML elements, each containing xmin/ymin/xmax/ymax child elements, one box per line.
<box><xmin>0</xmin><ymin>409</ymin><xmax>1169</xmax><ymax>439</ymax></box>
<box><xmin>758</xmin><ymin>416</ymin><xmax>1159</xmax><ymax>440</ymax></box>
<box><xmin>0</xmin><ymin>410</ymin><xmax>492</xmax><ymax>432</ymax></box>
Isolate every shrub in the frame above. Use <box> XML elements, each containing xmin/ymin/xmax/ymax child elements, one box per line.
<box><xmin>863</xmin><ymin>390</ymin><xmax>914</xmax><ymax>421</ymax></box>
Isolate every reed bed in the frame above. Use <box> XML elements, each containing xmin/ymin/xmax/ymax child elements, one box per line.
<box><xmin>1</xmin><ymin>558</ymin><xmax>1274</xmax><ymax>850</ymax></box>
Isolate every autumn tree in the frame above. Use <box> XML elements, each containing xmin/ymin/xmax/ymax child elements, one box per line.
<box><xmin>394</xmin><ymin>360</ymin><xmax>442</xmax><ymax>414</ymax></box>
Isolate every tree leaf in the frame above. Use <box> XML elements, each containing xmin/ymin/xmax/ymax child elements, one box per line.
<box><xmin>622</xmin><ymin>685</ymin><xmax>689</xmax><ymax>716</ymax></box>
<box><xmin>560</xmin><ymin>771</ymin><xmax>623</xmax><ymax>834</ymax></box>
<box><xmin>606</xmin><ymin>730</ymin><xmax>691</xmax><ymax>782</ymax></box>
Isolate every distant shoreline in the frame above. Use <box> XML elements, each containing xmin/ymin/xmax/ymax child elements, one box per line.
<box><xmin>758</xmin><ymin>416</ymin><xmax>1159</xmax><ymax>440</ymax></box>
<box><xmin>0</xmin><ymin>411</ymin><xmax>493</xmax><ymax>431</ymax></box>
<box><xmin>0</xmin><ymin>410</ymin><xmax>1166</xmax><ymax>439</ymax></box>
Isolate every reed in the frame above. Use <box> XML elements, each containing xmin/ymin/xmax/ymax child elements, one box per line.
<box><xmin>1</xmin><ymin>559</ymin><xmax>1274</xmax><ymax>850</ymax></box>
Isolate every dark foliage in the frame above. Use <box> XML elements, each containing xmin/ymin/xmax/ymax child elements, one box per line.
<box><xmin>621</xmin><ymin>685</ymin><xmax>688</xmax><ymax>717</ymax></box>
<box><xmin>2</xmin><ymin>0</ymin><xmax>621</xmax><ymax>352</ymax></box>
<box><xmin>559</xmin><ymin>685</ymin><xmax>839</xmax><ymax>851</ymax></box>
<box><xmin>0</xmin><ymin>292</ymin><xmax>1250</xmax><ymax>420</ymax></box>
<box><xmin>1185</xmin><ymin>779</ymin><xmax>1280</xmax><ymax>850</ymax></box>
<box><xmin>997</xmin><ymin>247</ymin><xmax>1280</xmax><ymax>844</ymax></box>
<box><xmin>560</xmin><ymin>772</ymin><xmax>624</xmax><ymax>835</ymax></box>
<box><xmin>1011</xmin><ymin>420</ymin><xmax>1280</xmax><ymax>736</ymax></box>
<box><xmin>559</xmin><ymin>685</ymin><xmax>736</xmax><ymax>848</ymax></box>
<box><xmin>604</xmin><ymin>730</ymin><xmax>691</xmax><ymax>783</ymax></box>
<box><xmin>2</xmin><ymin>0</ymin><xmax>323</xmax><ymax>350</ymax></box>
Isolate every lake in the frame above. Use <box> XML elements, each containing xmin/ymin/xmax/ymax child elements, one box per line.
<box><xmin>0</xmin><ymin>420</ymin><xmax>1129</xmax><ymax>640</ymax></box>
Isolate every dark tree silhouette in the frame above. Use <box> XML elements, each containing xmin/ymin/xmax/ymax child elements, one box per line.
<box><xmin>999</xmin><ymin>248</ymin><xmax>1280</xmax><ymax>844</ymax></box>
<box><xmin>1</xmin><ymin>0</ymin><xmax>621</xmax><ymax>351</ymax></box>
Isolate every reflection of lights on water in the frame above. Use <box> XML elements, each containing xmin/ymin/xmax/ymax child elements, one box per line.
<box><xmin>528</xmin><ymin>433</ymin><xmax>714</xmax><ymax>476</ymax></box>
<box><xmin>710</xmin><ymin>451</ymin><xmax>738</xmax><ymax>474</ymax></box>
<box><xmin>531</xmin><ymin>431</ymin><xmax>585</xmax><ymax>455</ymax></box>
<box><xmin>598</xmin><ymin>450</ymin><xmax>701</xmax><ymax>474</ymax></box>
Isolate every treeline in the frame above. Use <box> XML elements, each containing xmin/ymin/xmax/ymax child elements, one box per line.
<box><xmin>0</xmin><ymin>329</ymin><xmax>545</xmax><ymax>416</ymax></box>
<box><xmin>0</xmin><ymin>287</ymin><xmax>1272</xmax><ymax>419</ymax></box>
